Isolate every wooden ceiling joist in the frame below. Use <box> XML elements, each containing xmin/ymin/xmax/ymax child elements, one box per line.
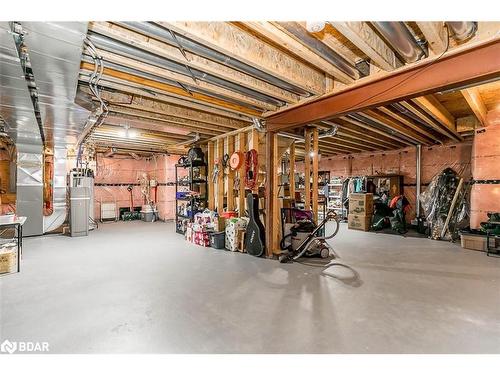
<box><xmin>461</xmin><ymin>87</ymin><xmax>488</xmax><ymax>125</ymax></box>
<box><xmin>99</xmin><ymin>91</ymin><xmax>246</xmax><ymax>130</ymax></box>
<box><xmin>377</xmin><ymin>106</ymin><xmax>444</xmax><ymax>142</ymax></box>
<box><xmin>91</xmin><ymin>48</ymin><xmax>278</xmax><ymax>111</ymax></box>
<box><xmin>412</xmin><ymin>95</ymin><xmax>461</xmax><ymax>137</ymax></box>
<box><xmin>333</xmin><ymin>130</ymin><xmax>392</xmax><ymax>150</ymax></box>
<box><xmin>398</xmin><ymin>101</ymin><xmax>461</xmax><ymax>141</ymax></box>
<box><xmin>80</xmin><ymin>62</ymin><xmax>262</xmax><ymax>117</ymax></box>
<box><xmin>159</xmin><ymin>21</ymin><xmax>326</xmax><ymax>95</ymax></box>
<box><xmin>89</xmin><ymin>22</ymin><xmax>300</xmax><ymax>104</ymax></box>
<box><xmin>265</xmin><ymin>38</ymin><xmax>500</xmax><ymax>131</ymax></box>
<box><xmin>79</xmin><ymin>77</ymin><xmax>253</xmax><ymax>122</ymax></box>
<box><xmin>319</xmin><ymin>136</ymin><xmax>377</xmax><ymax>152</ymax></box>
<box><xmin>106</xmin><ymin>108</ymin><xmax>229</xmax><ymax>136</ymax></box>
<box><xmin>323</xmin><ymin>120</ymin><xmax>402</xmax><ymax>149</ymax></box>
<box><xmin>104</xmin><ymin>116</ymin><xmax>191</xmax><ymax>136</ymax></box>
<box><xmin>331</xmin><ymin>22</ymin><xmax>403</xmax><ymax>71</ymax></box>
<box><xmin>362</xmin><ymin>109</ymin><xmax>432</xmax><ymax>145</ymax></box>
<box><xmin>241</xmin><ymin>21</ymin><xmax>356</xmax><ymax>84</ymax></box>
<box><xmin>415</xmin><ymin>22</ymin><xmax>447</xmax><ymax>55</ymax></box>
<box><xmin>339</xmin><ymin>116</ymin><xmax>414</xmax><ymax>146</ymax></box>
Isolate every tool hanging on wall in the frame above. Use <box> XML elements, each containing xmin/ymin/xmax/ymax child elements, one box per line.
<box><xmin>244</xmin><ymin>149</ymin><xmax>258</xmax><ymax>190</ymax></box>
<box><xmin>229</xmin><ymin>151</ymin><xmax>244</xmax><ymax>170</ymax></box>
<box><xmin>212</xmin><ymin>158</ymin><xmax>220</xmax><ymax>183</ymax></box>
<box><xmin>221</xmin><ymin>153</ymin><xmax>230</xmax><ymax>170</ymax></box>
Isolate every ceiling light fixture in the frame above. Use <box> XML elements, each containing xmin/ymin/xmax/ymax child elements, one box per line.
<box><xmin>305</xmin><ymin>21</ymin><xmax>327</xmax><ymax>33</ymax></box>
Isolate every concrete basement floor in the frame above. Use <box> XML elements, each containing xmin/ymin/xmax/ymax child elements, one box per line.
<box><xmin>1</xmin><ymin>221</ymin><xmax>499</xmax><ymax>354</ymax></box>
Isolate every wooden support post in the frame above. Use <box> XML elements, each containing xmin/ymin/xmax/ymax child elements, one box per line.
<box><xmin>207</xmin><ymin>141</ymin><xmax>215</xmax><ymax>211</ymax></box>
<box><xmin>238</xmin><ymin>132</ymin><xmax>247</xmax><ymax>215</ymax></box>
<box><xmin>289</xmin><ymin>142</ymin><xmax>296</xmax><ymax>200</ymax></box>
<box><xmin>304</xmin><ymin>127</ymin><xmax>312</xmax><ymax>211</ymax></box>
<box><xmin>226</xmin><ymin>135</ymin><xmax>235</xmax><ymax>211</ymax></box>
<box><xmin>312</xmin><ymin>127</ymin><xmax>319</xmax><ymax>222</ymax></box>
<box><xmin>216</xmin><ymin>138</ymin><xmax>224</xmax><ymax>214</ymax></box>
<box><xmin>265</xmin><ymin>131</ymin><xmax>280</xmax><ymax>258</ymax></box>
<box><xmin>249</xmin><ymin>128</ymin><xmax>259</xmax><ymax>193</ymax></box>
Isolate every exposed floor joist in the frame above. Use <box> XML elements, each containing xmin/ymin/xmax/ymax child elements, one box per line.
<box><xmin>331</xmin><ymin>22</ymin><xmax>403</xmax><ymax>71</ymax></box>
<box><xmin>158</xmin><ymin>21</ymin><xmax>326</xmax><ymax>95</ymax></box>
<box><xmin>89</xmin><ymin>22</ymin><xmax>300</xmax><ymax>105</ymax></box>
<box><xmin>461</xmin><ymin>87</ymin><xmax>488</xmax><ymax>125</ymax></box>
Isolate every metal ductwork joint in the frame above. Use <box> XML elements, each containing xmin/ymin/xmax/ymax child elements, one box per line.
<box><xmin>446</xmin><ymin>22</ymin><xmax>477</xmax><ymax>42</ymax></box>
<box><xmin>371</xmin><ymin>22</ymin><xmax>426</xmax><ymax>63</ymax></box>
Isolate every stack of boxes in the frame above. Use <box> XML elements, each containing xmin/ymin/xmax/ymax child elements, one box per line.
<box><xmin>185</xmin><ymin>210</ymin><xmax>219</xmax><ymax>247</ymax></box>
<box><xmin>348</xmin><ymin>193</ymin><xmax>374</xmax><ymax>231</ymax></box>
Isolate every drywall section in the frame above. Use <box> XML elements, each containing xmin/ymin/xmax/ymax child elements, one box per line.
<box><xmin>296</xmin><ymin>142</ymin><xmax>472</xmax><ymax>222</ymax></box>
<box><xmin>94</xmin><ymin>153</ymin><xmax>180</xmax><ymax>221</ymax></box>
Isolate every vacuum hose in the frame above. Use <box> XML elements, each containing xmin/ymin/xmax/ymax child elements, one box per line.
<box><xmin>292</xmin><ymin>211</ymin><xmax>340</xmax><ymax>261</ymax></box>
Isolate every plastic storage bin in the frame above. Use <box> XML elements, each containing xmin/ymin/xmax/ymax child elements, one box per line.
<box><xmin>210</xmin><ymin>231</ymin><xmax>226</xmax><ymax>249</ymax></box>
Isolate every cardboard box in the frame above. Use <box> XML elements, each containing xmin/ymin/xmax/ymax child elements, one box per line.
<box><xmin>348</xmin><ymin>214</ymin><xmax>372</xmax><ymax>231</ymax></box>
<box><xmin>0</xmin><ymin>245</ymin><xmax>17</xmax><ymax>274</ymax></box>
<box><xmin>349</xmin><ymin>193</ymin><xmax>373</xmax><ymax>215</ymax></box>
<box><xmin>460</xmin><ymin>233</ymin><xmax>499</xmax><ymax>252</ymax></box>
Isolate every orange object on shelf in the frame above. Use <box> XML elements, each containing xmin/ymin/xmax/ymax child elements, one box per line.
<box><xmin>220</xmin><ymin>211</ymin><xmax>237</xmax><ymax>219</ymax></box>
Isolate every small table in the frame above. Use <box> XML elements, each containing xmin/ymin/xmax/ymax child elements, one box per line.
<box><xmin>0</xmin><ymin>215</ymin><xmax>27</xmax><ymax>273</ymax></box>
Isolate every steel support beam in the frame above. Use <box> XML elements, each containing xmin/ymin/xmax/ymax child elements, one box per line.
<box><xmin>266</xmin><ymin>38</ymin><xmax>500</xmax><ymax>132</ymax></box>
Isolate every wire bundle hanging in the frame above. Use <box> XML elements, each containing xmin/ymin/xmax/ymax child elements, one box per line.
<box><xmin>77</xmin><ymin>38</ymin><xmax>109</xmax><ymax>167</ymax></box>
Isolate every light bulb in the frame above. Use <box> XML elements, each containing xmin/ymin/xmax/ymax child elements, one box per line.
<box><xmin>305</xmin><ymin>21</ymin><xmax>326</xmax><ymax>33</ymax></box>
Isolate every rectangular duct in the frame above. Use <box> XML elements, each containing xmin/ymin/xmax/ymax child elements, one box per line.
<box><xmin>16</xmin><ymin>143</ymin><xmax>44</xmax><ymax>236</ymax></box>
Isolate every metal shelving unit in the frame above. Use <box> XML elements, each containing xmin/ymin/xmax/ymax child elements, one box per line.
<box><xmin>175</xmin><ymin>160</ymin><xmax>208</xmax><ymax>234</ymax></box>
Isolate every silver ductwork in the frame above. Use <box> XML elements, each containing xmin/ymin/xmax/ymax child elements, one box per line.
<box><xmin>21</xmin><ymin>22</ymin><xmax>91</xmax><ymax>233</ymax></box>
<box><xmin>446</xmin><ymin>22</ymin><xmax>477</xmax><ymax>42</ymax></box>
<box><xmin>0</xmin><ymin>23</ymin><xmax>43</xmax><ymax>147</ymax></box>
<box><xmin>371</xmin><ymin>22</ymin><xmax>426</xmax><ymax>63</ymax></box>
<box><xmin>0</xmin><ymin>23</ymin><xmax>45</xmax><ymax>235</ymax></box>
<box><xmin>276</xmin><ymin>22</ymin><xmax>362</xmax><ymax>79</ymax></box>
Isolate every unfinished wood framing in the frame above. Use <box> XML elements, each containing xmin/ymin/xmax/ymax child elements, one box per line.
<box><xmin>207</xmin><ymin>141</ymin><xmax>215</xmax><ymax>210</ymax></box>
<box><xmin>242</xmin><ymin>21</ymin><xmax>356</xmax><ymax>84</ymax></box>
<box><xmin>226</xmin><ymin>136</ymin><xmax>235</xmax><ymax>211</ymax></box>
<box><xmin>398</xmin><ymin>101</ymin><xmax>461</xmax><ymax>141</ymax></box>
<box><xmin>461</xmin><ymin>87</ymin><xmax>488</xmax><ymax>125</ymax></box>
<box><xmin>289</xmin><ymin>142</ymin><xmax>296</xmax><ymax>199</ymax></box>
<box><xmin>265</xmin><ymin>39</ymin><xmax>500</xmax><ymax>131</ymax></box>
<box><xmin>415</xmin><ymin>22</ymin><xmax>447</xmax><ymax>55</ymax></box>
<box><xmin>312</xmin><ymin>128</ymin><xmax>319</xmax><ymax>222</ymax></box>
<box><xmin>238</xmin><ymin>132</ymin><xmax>247</xmax><ymax>215</ymax></box>
<box><xmin>304</xmin><ymin>128</ymin><xmax>312</xmax><ymax>211</ymax></box>
<box><xmin>216</xmin><ymin>139</ymin><xmax>224</xmax><ymax>214</ymax></box>
<box><xmin>160</xmin><ymin>21</ymin><xmax>326</xmax><ymax>95</ymax></box>
<box><xmin>89</xmin><ymin>22</ymin><xmax>300</xmax><ymax>104</ymax></box>
<box><xmin>412</xmin><ymin>95</ymin><xmax>459</xmax><ymax>135</ymax></box>
<box><xmin>331</xmin><ymin>22</ymin><xmax>402</xmax><ymax>71</ymax></box>
<box><xmin>264</xmin><ymin>131</ymin><xmax>280</xmax><ymax>257</ymax></box>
